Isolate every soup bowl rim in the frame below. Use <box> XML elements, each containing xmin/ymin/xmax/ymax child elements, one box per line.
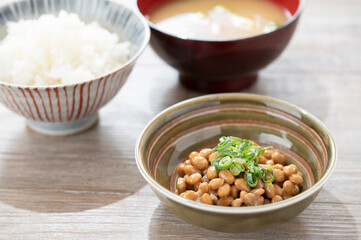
<box><xmin>135</xmin><ymin>93</ymin><xmax>337</xmax><ymax>214</ymax></box>
<box><xmin>135</xmin><ymin>0</ymin><xmax>306</xmax><ymax>43</ymax></box>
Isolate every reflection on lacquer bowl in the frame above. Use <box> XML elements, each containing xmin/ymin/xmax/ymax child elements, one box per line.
<box><xmin>135</xmin><ymin>93</ymin><xmax>337</xmax><ymax>232</ymax></box>
<box><xmin>137</xmin><ymin>0</ymin><xmax>304</xmax><ymax>93</ymax></box>
<box><xmin>0</xmin><ymin>0</ymin><xmax>150</xmax><ymax>136</ymax></box>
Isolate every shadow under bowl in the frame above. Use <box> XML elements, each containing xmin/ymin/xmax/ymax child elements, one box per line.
<box><xmin>0</xmin><ymin>0</ymin><xmax>150</xmax><ymax>136</ymax></box>
<box><xmin>137</xmin><ymin>0</ymin><xmax>305</xmax><ymax>93</ymax></box>
<box><xmin>135</xmin><ymin>93</ymin><xmax>337</xmax><ymax>232</ymax></box>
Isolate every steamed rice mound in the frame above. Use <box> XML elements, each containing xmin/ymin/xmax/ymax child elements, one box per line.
<box><xmin>0</xmin><ymin>11</ymin><xmax>131</xmax><ymax>86</ymax></box>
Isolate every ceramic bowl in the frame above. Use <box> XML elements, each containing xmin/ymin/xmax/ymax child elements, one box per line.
<box><xmin>136</xmin><ymin>0</ymin><xmax>304</xmax><ymax>93</ymax></box>
<box><xmin>135</xmin><ymin>93</ymin><xmax>337</xmax><ymax>233</ymax></box>
<box><xmin>0</xmin><ymin>0</ymin><xmax>150</xmax><ymax>136</ymax></box>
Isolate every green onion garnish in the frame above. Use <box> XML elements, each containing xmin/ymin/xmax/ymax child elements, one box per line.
<box><xmin>211</xmin><ymin>136</ymin><xmax>275</xmax><ymax>187</ymax></box>
<box><xmin>245</xmin><ymin>171</ymin><xmax>258</xmax><ymax>188</ymax></box>
<box><xmin>218</xmin><ymin>156</ymin><xmax>233</xmax><ymax>170</ymax></box>
<box><xmin>211</xmin><ymin>155</ymin><xmax>222</xmax><ymax>172</ymax></box>
<box><xmin>261</xmin><ymin>168</ymin><xmax>276</xmax><ymax>184</ymax></box>
<box><xmin>229</xmin><ymin>164</ymin><xmax>241</xmax><ymax>176</ymax></box>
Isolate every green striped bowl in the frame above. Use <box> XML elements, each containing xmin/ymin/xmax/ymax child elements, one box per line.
<box><xmin>135</xmin><ymin>93</ymin><xmax>337</xmax><ymax>232</ymax></box>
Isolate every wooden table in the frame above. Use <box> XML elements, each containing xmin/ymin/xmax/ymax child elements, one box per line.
<box><xmin>0</xmin><ymin>0</ymin><xmax>360</xmax><ymax>239</ymax></box>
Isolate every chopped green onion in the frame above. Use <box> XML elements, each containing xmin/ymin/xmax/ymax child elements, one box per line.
<box><xmin>211</xmin><ymin>136</ymin><xmax>275</xmax><ymax>186</ymax></box>
<box><xmin>262</xmin><ymin>168</ymin><xmax>276</xmax><ymax>184</ymax></box>
<box><xmin>245</xmin><ymin>171</ymin><xmax>258</xmax><ymax>187</ymax></box>
<box><xmin>242</xmin><ymin>148</ymin><xmax>256</xmax><ymax>160</ymax></box>
<box><xmin>213</xmin><ymin>161</ymin><xmax>221</xmax><ymax>172</ymax></box>
<box><xmin>211</xmin><ymin>155</ymin><xmax>222</xmax><ymax>172</ymax></box>
<box><xmin>237</xmin><ymin>139</ymin><xmax>252</xmax><ymax>152</ymax></box>
<box><xmin>245</xmin><ymin>160</ymin><xmax>256</xmax><ymax>172</ymax></box>
<box><xmin>218</xmin><ymin>156</ymin><xmax>233</xmax><ymax>170</ymax></box>
<box><xmin>230</xmin><ymin>159</ymin><xmax>245</xmax><ymax>176</ymax></box>
<box><xmin>229</xmin><ymin>164</ymin><xmax>241</xmax><ymax>176</ymax></box>
<box><xmin>233</xmin><ymin>158</ymin><xmax>247</xmax><ymax>165</ymax></box>
<box><xmin>229</xmin><ymin>136</ymin><xmax>243</xmax><ymax>145</ymax></box>
<box><xmin>222</xmin><ymin>150</ymin><xmax>239</xmax><ymax>157</ymax></box>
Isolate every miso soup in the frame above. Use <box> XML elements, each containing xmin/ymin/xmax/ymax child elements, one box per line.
<box><xmin>148</xmin><ymin>0</ymin><xmax>291</xmax><ymax>40</ymax></box>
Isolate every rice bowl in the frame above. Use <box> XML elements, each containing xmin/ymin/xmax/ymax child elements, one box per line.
<box><xmin>0</xmin><ymin>10</ymin><xmax>131</xmax><ymax>86</ymax></box>
<box><xmin>0</xmin><ymin>0</ymin><xmax>150</xmax><ymax>136</ymax></box>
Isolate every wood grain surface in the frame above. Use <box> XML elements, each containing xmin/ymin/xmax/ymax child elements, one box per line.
<box><xmin>0</xmin><ymin>0</ymin><xmax>360</xmax><ymax>239</ymax></box>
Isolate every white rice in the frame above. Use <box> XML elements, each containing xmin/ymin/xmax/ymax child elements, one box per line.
<box><xmin>0</xmin><ymin>10</ymin><xmax>131</xmax><ymax>86</ymax></box>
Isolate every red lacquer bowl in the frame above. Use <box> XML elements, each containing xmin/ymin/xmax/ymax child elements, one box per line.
<box><xmin>137</xmin><ymin>0</ymin><xmax>305</xmax><ymax>93</ymax></box>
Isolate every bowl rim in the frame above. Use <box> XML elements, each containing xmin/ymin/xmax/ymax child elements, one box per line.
<box><xmin>135</xmin><ymin>93</ymin><xmax>337</xmax><ymax>214</ymax></box>
<box><xmin>135</xmin><ymin>0</ymin><xmax>306</xmax><ymax>43</ymax></box>
<box><xmin>0</xmin><ymin>0</ymin><xmax>151</xmax><ymax>89</ymax></box>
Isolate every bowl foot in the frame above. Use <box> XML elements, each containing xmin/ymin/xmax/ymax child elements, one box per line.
<box><xmin>27</xmin><ymin>113</ymin><xmax>99</xmax><ymax>136</ymax></box>
<box><xmin>179</xmin><ymin>73</ymin><xmax>258</xmax><ymax>93</ymax></box>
